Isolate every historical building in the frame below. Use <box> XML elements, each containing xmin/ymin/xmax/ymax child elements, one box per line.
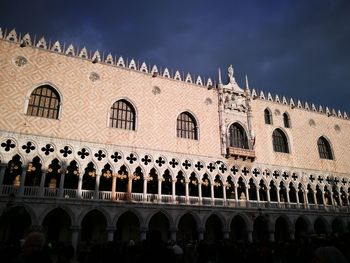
<box><xmin>0</xmin><ymin>28</ymin><xmax>349</xmax><ymax>250</ymax></box>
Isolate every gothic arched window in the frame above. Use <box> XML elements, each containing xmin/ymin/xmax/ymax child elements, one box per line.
<box><xmin>177</xmin><ymin>112</ymin><xmax>198</xmax><ymax>140</ymax></box>
<box><xmin>109</xmin><ymin>99</ymin><xmax>136</xmax><ymax>130</ymax></box>
<box><xmin>283</xmin><ymin>112</ymin><xmax>290</xmax><ymax>128</ymax></box>
<box><xmin>27</xmin><ymin>85</ymin><xmax>60</xmax><ymax>119</ymax></box>
<box><xmin>264</xmin><ymin>108</ymin><xmax>272</xmax><ymax>124</ymax></box>
<box><xmin>317</xmin><ymin>137</ymin><xmax>333</xmax><ymax>160</ymax></box>
<box><xmin>229</xmin><ymin>123</ymin><xmax>248</xmax><ymax>149</ymax></box>
<box><xmin>272</xmin><ymin>129</ymin><xmax>289</xmax><ymax>153</ymax></box>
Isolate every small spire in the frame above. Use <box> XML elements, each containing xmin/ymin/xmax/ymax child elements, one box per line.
<box><xmin>218</xmin><ymin>68</ymin><xmax>222</xmax><ymax>84</ymax></box>
<box><xmin>245</xmin><ymin>74</ymin><xmax>250</xmax><ymax>90</ymax></box>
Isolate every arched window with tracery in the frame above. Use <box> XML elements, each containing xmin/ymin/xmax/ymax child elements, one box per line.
<box><xmin>229</xmin><ymin>123</ymin><xmax>249</xmax><ymax>149</ymax></box>
<box><xmin>177</xmin><ymin>112</ymin><xmax>198</xmax><ymax>140</ymax></box>
<box><xmin>27</xmin><ymin>85</ymin><xmax>61</xmax><ymax>119</ymax></box>
<box><xmin>264</xmin><ymin>108</ymin><xmax>272</xmax><ymax>124</ymax></box>
<box><xmin>272</xmin><ymin>129</ymin><xmax>289</xmax><ymax>153</ymax></box>
<box><xmin>317</xmin><ymin>137</ymin><xmax>333</xmax><ymax>160</ymax></box>
<box><xmin>109</xmin><ymin>99</ymin><xmax>136</xmax><ymax>130</ymax></box>
<box><xmin>283</xmin><ymin>112</ymin><xmax>290</xmax><ymax>128</ymax></box>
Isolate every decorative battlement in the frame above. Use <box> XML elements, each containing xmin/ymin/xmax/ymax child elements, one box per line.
<box><xmin>249</xmin><ymin>88</ymin><xmax>349</xmax><ymax>120</ymax></box>
<box><xmin>0</xmin><ymin>28</ymin><xmax>214</xmax><ymax>87</ymax></box>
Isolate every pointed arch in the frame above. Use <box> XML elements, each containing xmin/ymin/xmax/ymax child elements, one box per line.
<box><xmin>228</xmin><ymin>122</ymin><xmax>249</xmax><ymax>149</ymax></box>
<box><xmin>176</xmin><ymin>111</ymin><xmax>198</xmax><ymax>140</ymax></box>
<box><xmin>264</xmin><ymin>108</ymin><xmax>272</xmax><ymax>124</ymax></box>
<box><xmin>283</xmin><ymin>112</ymin><xmax>291</xmax><ymax>128</ymax></box>
<box><xmin>272</xmin><ymin>128</ymin><xmax>289</xmax><ymax>153</ymax></box>
<box><xmin>109</xmin><ymin>99</ymin><xmax>136</xmax><ymax>130</ymax></box>
<box><xmin>26</xmin><ymin>84</ymin><xmax>61</xmax><ymax>119</ymax></box>
<box><xmin>317</xmin><ymin>136</ymin><xmax>333</xmax><ymax>160</ymax></box>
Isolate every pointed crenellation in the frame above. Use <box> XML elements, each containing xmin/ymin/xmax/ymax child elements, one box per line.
<box><xmin>140</xmin><ymin>62</ymin><xmax>148</xmax><ymax>73</ymax></box>
<box><xmin>207</xmin><ymin>77</ymin><xmax>213</xmax><ymax>87</ymax></box>
<box><xmin>65</xmin><ymin>44</ymin><xmax>75</xmax><ymax>56</ymax></box>
<box><xmin>311</xmin><ymin>103</ymin><xmax>317</xmax><ymax>112</ymax></box>
<box><xmin>0</xmin><ymin>27</ymin><xmax>3</xmax><ymax>38</ymax></box>
<box><xmin>128</xmin><ymin>59</ymin><xmax>137</xmax><ymax>70</ymax></box>
<box><xmin>338</xmin><ymin>110</ymin><xmax>343</xmax><ymax>118</ymax></box>
<box><xmin>289</xmin><ymin>98</ymin><xmax>295</xmax><ymax>108</ymax></box>
<box><xmin>267</xmin><ymin>92</ymin><xmax>273</xmax><ymax>101</ymax></box>
<box><xmin>151</xmin><ymin>65</ymin><xmax>158</xmax><ymax>76</ymax></box>
<box><xmin>251</xmin><ymin>89</ymin><xmax>258</xmax><ymax>99</ymax></box>
<box><xmin>105</xmin><ymin>53</ymin><xmax>114</xmax><ymax>64</ymax></box>
<box><xmin>319</xmin><ymin>105</ymin><xmax>324</xmax><ymax>113</ymax></box>
<box><xmin>6</xmin><ymin>29</ymin><xmax>17</xmax><ymax>42</ymax></box>
<box><xmin>117</xmin><ymin>56</ymin><xmax>125</xmax><ymax>67</ymax></box>
<box><xmin>79</xmin><ymin>47</ymin><xmax>88</xmax><ymax>59</ymax></box>
<box><xmin>275</xmin><ymin>94</ymin><xmax>280</xmax><ymax>103</ymax></box>
<box><xmin>163</xmin><ymin>68</ymin><xmax>170</xmax><ymax>78</ymax></box>
<box><xmin>185</xmin><ymin>73</ymin><xmax>192</xmax><ymax>83</ymax></box>
<box><xmin>259</xmin><ymin>91</ymin><xmax>265</xmax><ymax>100</ymax></box>
<box><xmin>92</xmin><ymin>50</ymin><xmax>101</xmax><ymax>63</ymax></box>
<box><xmin>196</xmin><ymin>76</ymin><xmax>203</xmax><ymax>86</ymax></box>
<box><xmin>174</xmin><ymin>70</ymin><xmax>181</xmax><ymax>81</ymax></box>
<box><xmin>282</xmin><ymin>96</ymin><xmax>288</xmax><ymax>105</ymax></box>
<box><xmin>325</xmin><ymin>107</ymin><xmax>331</xmax><ymax>116</ymax></box>
<box><xmin>297</xmin><ymin>100</ymin><xmax>303</xmax><ymax>109</ymax></box>
<box><xmin>344</xmin><ymin>112</ymin><xmax>348</xmax><ymax>119</ymax></box>
<box><xmin>51</xmin><ymin>41</ymin><xmax>62</xmax><ymax>52</ymax></box>
<box><xmin>304</xmin><ymin>102</ymin><xmax>310</xmax><ymax>110</ymax></box>
<box><xmin>21</xmin><ymin>33</ymin><xmax>32</xmax><ymax>46</ymax></box>
<box><xmin>36</xmin><ymin>37</ymin><xmax>47</xmax><ymax>49</ymax></box>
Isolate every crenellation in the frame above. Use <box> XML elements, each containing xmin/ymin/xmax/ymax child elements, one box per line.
<box><xmin>21</xmin><ymin>33</ymin><xmax>32</xmax><ymax>46</ymax></box>
<box><xmin>267</xmin><ymin>92</ymin><xmax>273</xmax><ymax>101</ymax></box>
<box><xmin>185</xmin><ymin>73</ymin><xmax>192</xmax><ymax>83</ymax></box>
<box><xmin>304</xmin><ymin>102</ymin><xmax>310</xmax><ymax>110</ymax></box>
<box><xmin>128</xmin><ymin>58</ymin><xmax>137</xmax><ymax>70</ymax></box>
<box><xmin>6</xmin><ymin>28</ymin><xmax>17</xmax><ymax>42</ymax></box>
<box><xmin>105</xmin><ymin>53</ymin><xmax>114</xmax><ymax>64</ymax></box>
<box><xmin>196</xmin><ymin>75</ymin><xmax>203</xmax><ymax>86</ymax></box>
<box><xmin>163</xmin><ymin>67</ymin><xmax>170</xmax><ymax>78</ymax></box>
<box><xmin>140</xmin><ymin>62</ymin><xmax>148</xmax><ymax>73</ymax></box>
<box><xmin>92</xmin><ymin>50</ymin><xmax>101</xmax><ymax>63</ymax></box>
<box><xmin>259</xmin><ymin>91</ymin><xmax>265</xmax><ymax>100</ymax></box>
<box><xmin>275</xmin><ymin>94</ymin><xmax>280</xmax><ymax>103</ymax></box>
<box><xmin>282</xmin><ymin>96</ymin><xmax>288</xmax><ymax>105</ymax></box>
<box><xmin>116</xmin><ymin>56</ymin><xmax>125</xmax><ymax>67</ymax></box>
<box><xmin>36</xmin><ymin>36</ymin><xmax>47</xmax><ymax>49</ymax></box>
<box><xmin>51</xmin><ymin>41</ymin><xmax>62</xmax><ymax>52</ymax></box>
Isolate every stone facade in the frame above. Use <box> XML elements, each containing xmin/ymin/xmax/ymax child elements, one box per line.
<box><xmin>0</xmin><ymin>28</ymin><xmax>349</xmax><ymax>249</ymax></box>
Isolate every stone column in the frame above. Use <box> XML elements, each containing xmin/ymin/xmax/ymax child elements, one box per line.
<box><xmin>106</xmin><ymin>226</ymin><xmax>115</xmax><ymax>242</ymax></box>
<box><xmin>247</xmin><ymin>230</ymin><xmax>253</xmax><ymax>243</ymax></box>
<box><xmin>222</xmin><ymin>230</ymin><xmax>229</xmax><ymax>240</ymax></box>
<box><xmin>39</xmin><ymin>170</ymin><xmax>46</xmax><ymax>197</ymax></box>
<box><xmin>269</xmin><ymin>231</ymin><xmax>275</xmax><ymax>242</ymax></box>
<box><xmin>58</xmin><ymin>171</ymin><xmax>65</xmax><ymax>198</ymax></box>
<box><xmin>71</xmin><ymin>226</ymin><xmax>80</xmax><ymax>255</ymax></box>
<box><xmin>185</xmin><ymin>179</ymin><xmax>190</xmax><ymax>204</ymax></box>
<box><xmin>296</xmin><ymin>190</ymin><xmax>300</xmax><ymax>205</ymax></box>
<box><xmin>222</xmin><ymin>184</ymin><xmax>227</xmax><ymax>206</ymax></box>
<box><xmin>158</xmin><ymin>178</ymin><xmax>162</xmax><ymax>202</ymax></box>
<box><xmin>210</xmin><ymin>182</ymin><xmax>215</xmax><ymax>205</ymax></box>
<box><xmin>169</xmin><ymin>227</ymin><xmax>177</xmax><ymax>241</ymax></box>
<box><xmin>234</xmin><ymin>185</ymin><xmax>239</xmax><ymax>205</ymax></box>
<box><xmin>0</xmin><ymin>164</ymin><xmax>6</xmax><ymax>185</ymax></box>
<box><xmin>198</xmin><ymin>182</ymin><xmax>202</xmax><ymax>205</ymax></box>
<box><xmin>140</xmin><ymin>226</ymin><xmax>148</xmax><ymax>241</ymax></box>
<box><xmin>77</xmin><ymin>170</ymin><xmax>83</xmax><ymax>199</ymax></box>
<box><xmin>127</xmin><ymin>177</ymin><xmax>133</xmax><ymax>202</ymax></box>
<box><xmin>111</xmin><ymin>174</ymin><xmax>116</xmax><ymax>201</ymax></box>
<box><xmin>266</xmin><ymin>187</ymin><xmax>271</xmax><ymax>202</ymax></box>
<box><xmin>172</xmin><ymin>179</ymin><xmax>176</xmax><ymax>204</ymax></box>
<box><xmin>328</xmin><ymin>190</ymin><xmax>334</xmax><ymax>206</ymax></box>
<box><xmin>286</xmin><ymin>189</ymin><xmax>290</xmax><ymax>207</ymax></box>
<box><xmin>256</xmin><ymin>187</ymin><xmax>260</xmax><ymax>203</ymax></box>
<box><xmin>245</xmin><ymin>186</ymin><xmax>250</xmax><ymax>201</ymax></box>
<box><xmin>18</xmin><ymin>169</ymin><xmax>27</xmax><ymax>196</ymax></box>
<box><xmin>143</xmin><ymin>178</ymin><xmax>147</xmax><ymax>202</ymax></box>
<box><xmin>197</xmin><ymin>227</ymin><xmax>205</xmax><ymax>241</ymax></box>
<box><xmin>94</xmin><ymin>172</ymin><xmax>101</xmax><ymax>199</ymax></box>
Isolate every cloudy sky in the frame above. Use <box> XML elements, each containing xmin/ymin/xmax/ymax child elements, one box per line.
<box><xmin>1</xmin><ymin>0</ymin><xmax>349</xmax><ymax>112</ymax></box>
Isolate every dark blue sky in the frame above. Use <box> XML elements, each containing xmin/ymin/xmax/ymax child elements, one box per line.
<box><xmin>1</xmin><ymin>0</ymin><xmax>349</xmax><ymax>113</ymax></box>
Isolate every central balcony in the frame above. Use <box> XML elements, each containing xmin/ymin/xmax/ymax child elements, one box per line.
<box><xmin>227</xmin><ymin>147</ymin><xmax>256</xmax><ymax>161</ymax></box>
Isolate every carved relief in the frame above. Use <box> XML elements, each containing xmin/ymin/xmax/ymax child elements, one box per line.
<box><xmin>13</xmin><ymin>56</ymin><xmax>28</xmax><ymax>67</ymax></box>
<box><xmin>224</xmin><ymin>93</ymin><xmax>247</xmax><ymax>112</ymax></box>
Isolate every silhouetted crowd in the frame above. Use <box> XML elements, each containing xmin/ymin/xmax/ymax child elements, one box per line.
<box><xmin>1</xmin><ymin>231</ymin><xmax>349</xmax><ymax>263</ymax></box>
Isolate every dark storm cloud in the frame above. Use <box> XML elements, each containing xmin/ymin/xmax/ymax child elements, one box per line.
<box><xmin>1</xmin><ymin>0</ymin><xmax>349</xmax><ymax>112</ymax></box>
